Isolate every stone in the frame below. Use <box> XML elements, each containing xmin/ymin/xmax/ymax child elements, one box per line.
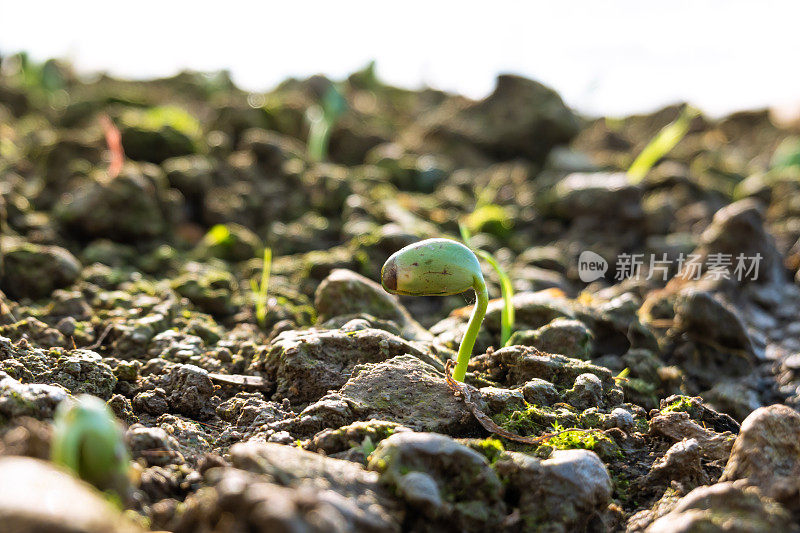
<box><xmin>161</xmin><ymin>364</ymin><xmax>216</xmax><ymax>420</ymax></box>
<box><xmin>564</xmin><ymin>373</ymin><xmax>605</xmax><ymax>410</ymax></box>
<box><xmin>126</xmin><ymin>425</ymin><xmax>184</xmax><ymax>466</ymax></box>
<box><xmin>649</xmin><ymin>411</ymin><xmax>735</xmax><ymax>462</ymax></box>
<box><xmin>720</xmin><ymin>404</ymin><xmax>800</xmax><ymax>511</ymax></box>
<box><xmin>0</xmin><ymin>456</ymin><xmax>144</xmax><ymax>533</ymax></box>
<box><xmin>55</xmin><ymin>166</ymin><xmax>171</xmax><ymax>241</ymax></box>
<box><xmin>646</xmin><ymin>481</ymin><xmax>796</xmax><ymax>533</ymax></box>
<box><xmin>508</xmin><ymin>318</ymin><xmax>593</xmax><ymax>359</ymax></box>
<box><xmin>414</xmin><ymin>74</ymin><xmax>580</xmax><ymax>164</ymax></box>
<box><xmin>494</xmin><ymin>449</ymin><xmax>612</xmax><ymax>532</ymax></box>
<box><xmin>337</xmin><ymin>355</ymin><xmax>475</xmax><ymax>434</ymax></box>
<box><xmin>0</xmin><ymin>371</ymin><xmax>68</xmax><ymax>420</ymax></box>
<box><xmin>520</xmin><ymin>378</ymin><xmax>559</xmax><ymax>406</ymax></box>
<box><xmin>255</xmin><ymin>327</ymin><xmax>440</xmax><ymax>404</ymax></box>
<box><xmin>368</xmin><ymin>432</ymin><xmax>504</xmax><ymax>532</ymax></box>
<box><xmin>0</xmin><ymin>239</ymin><xmax>80</xmax><ymax>300</ymax></box>
<box><xmin>546</xmin><ymin>172</ymin><xmax>643</xmax><ymax>221</ymax></box>
<box><xmin>314</xmin><ymin>269</ymin><xmax>430</xmax><ymax>341</ymax></box>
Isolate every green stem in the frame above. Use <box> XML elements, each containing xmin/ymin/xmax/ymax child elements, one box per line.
<box><xmin>453</xmin><ymin>277</ymin><xmax>489</xmax><ymax>382</ymax></box>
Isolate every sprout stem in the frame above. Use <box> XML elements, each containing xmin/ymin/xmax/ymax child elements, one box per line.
<box><xmin>453</xmin><ymin>276</ymin><xmax>488</xmax><ymax>382</ymax></box>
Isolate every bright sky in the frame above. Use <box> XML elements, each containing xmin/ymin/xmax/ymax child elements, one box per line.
<box><xmin>2</xmin><ymin>1</ymin><xmax>800</xmax><ymax>117</ymax></box>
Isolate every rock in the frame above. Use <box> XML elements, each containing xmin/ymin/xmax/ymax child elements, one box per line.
<box><xmin>564</xmin><ymin>373</ymin><xmax>605</xmax><ymax>410</ymax></box>
<box><xmin>55</xmin><ymin>166</ymin><xmax>172</xmax><ymax>241</ymax></box>
<box><xmin>162</xmin><ymin>155</ymin><xmax>214</xmax><ymax>200</ymax></box>
<box><xmin>126</xmin><ymin>425</ymin><xmax>184</xmax><ymax>466</ymax></box>
<box><xmin>132</xmin><ymin>388</ymin><xmax>170</xmax><ymax>417</ymax></box>
<box><xmin>0</xmin><ymin>317</ymin><xmax>67</xmax><ymax>348</ymax></box>
<box><xmin>607</xmin><ymin>407</ymin><xmax>636</xmax><ymax>432</ymax></box>
<box><xmin>478</xmin><ymin>386</ymin><xmax>526</xmax><ymax>415</ymax></box>
<box><xmin>494</xmin><ymin>449</ymin><xmax>612</xmax><ymax>532</ymax></box>
<box><xmin>649</xmin><ymin>411</ymin><xmax>735</xmax><ymax>462</ymax></box>
<box><xmin>471</xmin><ymin>345</ymin><xmax>622</xmax><ymax>405</ymax></box>
<box><xmin>701</xmin><ymin>380</ymin><xmax>762</xmax><ymax>422</ymax></box>
<box><xmin>644</xmin><ymin>438</ymin><xmax>710</xmax><ymax>488</ymax></box>
<box><xmin>120</xmin><ymin>106</ymin><xmax>199</xmax><ymax>163</ymax></box>
<box><xmin>368</xmin><ymin>432</ymin><xmax>505</xmax><ymax>532</ymax></box>
<box><xmin>545</xmin><ymin>172</ymin><xmax>643</xmax><ymax>221</ymax></box>
<box><xmin>161</xmin><ymin>364</ymin><xmax>216</xmax><ymax>420</ymax></box>
<box><xmin>216</xmin><ymin>392</ymin><xmax>290</xmax><ymax>428</ymax></box>
<box><xmin>646</xmin><ymin>481</ymin><xmax>796</xmax><ymax>533</ymax></box>
<box><xmin>720</xmin><ymin>404</ymin><xmax>800</xmax><ymax>511</ymax></box>
<box><xmin>238</xmin><ymin>127</ymin><xmax>305</xmax><ymax>170</ymax></box>
<box><xmin>414</xmin><ymin>74</ymin><xmax>580</xmax><ymax>164</ymax></box>
<box><xmin>226</xmin><ymin>441</ymin><xmax>401</xmax><ymax>530</ymax></box>
<box><xmin>0</xmin><ymin>371</ymin><xmax>68</xmax><ymax>420</ymax></box>
<box><xmin>520</xmin><ymin>378</ymin><xmax>560</xmax><ymax>406</ymax></box>
<box><xmin>314</xmin><ymin>269</ymin><xmax>430</xmax><ymax>341</ymax></box>
<box><xmin>658</xmin><ymin>395</ymin><xmax>741</xmax><ymax>434</ymax></box>
<box><xmin>674</xmin><ymin>289</ymin><xmax>755</xmax><ymax>357</ymax></box>
<box><xmin>508</xmin><ymin>317</ymin><xmax>593</xmax><ymax>359</ymax></box>
<box><xmin>0</xmin><ymin>239</ymin><xmax>80</xmax><ymax>299</ymax></box>
<box><xmin>175</xmin><ymin>466</ymin><xmax>398</xmax><ymax>533</ymax></box>
<box><xmin>255</xmin><ymin>327</ymin><xmax>440</xmax><ymax>404</ymax></box>
<box><xmin>696</xmin><ymin>198</ymin><xmax>786</xmax><ymax>289</ymax></box>
<box><xmin>337</xmin><ymin>355</ymin><xmax>475</xmax><ymax>434</ymax></box>
<box><xmin>171</xmin><ymin>261</ymin><xmax>237</xmax><ymax>316</ymax></box>
<box><xmin>45</xmin><ymin>350</ymin><xmax>117</xmax><ymax>400</ymax></box>
<box><xmin>0</xmin><ymin>456</ymin><xmax>144</xmax><ymax>533</ymax></box>
<box><xmin>193</xmin><ymin>223</ymin><xmax>263</xmax><ymax>262</ymax></box>
<box><xmin>305</xmin><ymin>420</ymin><xmax>409</xmax><ymax>459</ymax></box>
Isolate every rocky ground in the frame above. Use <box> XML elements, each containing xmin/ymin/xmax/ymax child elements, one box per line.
<box><xmin>2</xmin><ymin>57</ymin><xmax>800</xmax><ymax>532</ymax></box>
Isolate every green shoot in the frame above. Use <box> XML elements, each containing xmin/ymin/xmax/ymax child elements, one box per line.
<box><xmin>306</xmin><ymin>85</ymin><xmax>347</xmax><ymax>162</ymax></box>
<box><xmin>627</xmin><ymin>106</ymin><xmax>699</xmax><ymax>183</ymax></box>
<box><xmin>613</xmin><ymin>367</ymin><xmax>631</xmax><ymax>384</ymax></box>
<box><xmin>459</xmin><ymin>223</ymin><xmax>515</xmax><ymax>346</ymax></box>
<box><xmin>381</xmin><ymin>238</ymin><xmax>488</xmax><ymax>382</ymax></box>
<box><xmin>250</xmin><ymin>247</ymin><xmax>272</xmax><ymax>328</ymax></box>
<box><xmin>51</xmin><ymin>395</ymin><xmax>130</xmax><ymax>499</ymax></box>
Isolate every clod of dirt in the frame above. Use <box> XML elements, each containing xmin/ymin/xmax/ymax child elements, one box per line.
<box><xmin>368</xmin><ymin>431</ymin><xmax>505</xmax><ymax>532</ymax></box>
<box><xmin>0</xmin><ymin>239</ymin><xmax>81</xmax><ymax>300</ymax></box>
<box><xmin>494</xmin><ymin>449</ymin><xmax>612</xmax><ymax>532</ymax></box>
<box><xmin>314</xmin><ymin>268</ymin><xmax>430</xmax><ymax>341</ymax></box>
<box><xmin>255</xmin><ymin>327</ymin><xmax>440</xmax><ymax>405</ymax></box>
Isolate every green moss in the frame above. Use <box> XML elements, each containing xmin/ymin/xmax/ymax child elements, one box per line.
<box><xmin>493</xmin><ymin>403</ymin><xmax>577</xmax><ymax>436</ymax></box>
<box><xmin>661</xmin><ymin>395</ymin><xmax>700</xmax><ymax>415</ymax></box>
<box><xmin>463</xmin><ymin>437</ymin><xmax>505</xmax><ymax>464</ymax></box>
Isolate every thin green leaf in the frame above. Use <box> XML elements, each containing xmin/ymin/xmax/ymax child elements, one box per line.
<box><xmin>627</xmin><ymin>107</ymin><xmax>699</xmax><ymax>183</ymax></box>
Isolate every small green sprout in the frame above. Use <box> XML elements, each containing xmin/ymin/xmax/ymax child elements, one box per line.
<box><xmin>460</xmin><ymin>223</ymin><xmax>515</xmax><ymax>346</ymax></box>
<box><xmin>249</xmin><ymin>247</ymin><xmax>273</xmax><ymax>328</ymax></box>
<box><xmin>381</xmin><ymin>238</ymin><xmax>488</xmax><ymax>382</ymax></box>
<box><xmin>51</xmin><ymin>395</ymin><xmax>130</xmax><ymax>498</ymax></box>
<box><xmin>306</xmin><ymin>85</ymin><xmax>347</xmax><ymax>162</ymax></box>
<box><xmin>627</xmin><ymin>106</ymin><xmax>699</xmax><ymax>183</ymax></box>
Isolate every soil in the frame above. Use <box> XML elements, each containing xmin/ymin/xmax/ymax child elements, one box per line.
<box><xmin>2</xmin><ymin>57</ymin><xmax>800</xmax><ymax>532</ymax></box>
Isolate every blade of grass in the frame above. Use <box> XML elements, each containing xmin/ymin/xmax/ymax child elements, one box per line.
<box><xmin>253</xmin><ymin>247</ymin><xmax>272</xmax><ymax>328</ymax></box>
<box><xmin>627</xmin><ymin>106</ymin><xmax>699</xmax><ymax>183</ymax></box>
<box><xmin>458</xmin><ymin>222</ymin><xmax>515</xmax><ymax>346</ymax></box>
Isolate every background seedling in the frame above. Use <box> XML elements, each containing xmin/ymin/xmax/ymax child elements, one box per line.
<box><xmin>250</xmin><ymin>247</ymin><xmax>273</xmax><ymax>328</ymax></box>
<box><xmin>627</xmin><ymin>106</ymin><xmax>699</xmax><ymax>183</ymax></box>
<box><xmin>51</xmin><ymin>395</ymin><xmax>130</xmax><ymax>499</ymax></box>
<box><xmin>381</xmin><ymin>238</ymin><xmax>488</xmax><ymax>381</ymax></box>
<box><xmin>306</xmin><ymin>84</ymin><xmax>347</xmax><ymax>162</ymax></box>
<box><xmin>459</xmin><ymin>223</ymin><xmax>516</xmax><ymax>346</ymax></box>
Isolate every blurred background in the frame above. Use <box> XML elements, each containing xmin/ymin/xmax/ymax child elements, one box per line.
<box><xmin>3</xmin><ymin>0</ymin><xmax>800</xmax><ymax>118</ymax></box>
